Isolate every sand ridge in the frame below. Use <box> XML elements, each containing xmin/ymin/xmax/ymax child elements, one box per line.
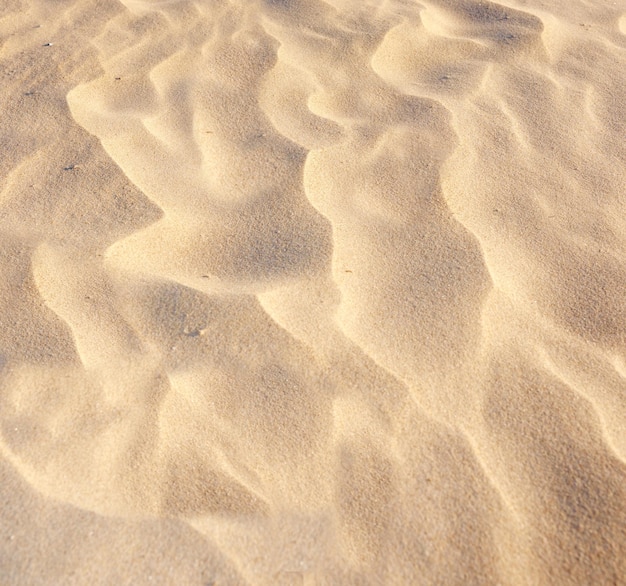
<box><xmin>1</xmin><ymin>0</ymin><xmax>626</xmax><ymax>583</ymax></box>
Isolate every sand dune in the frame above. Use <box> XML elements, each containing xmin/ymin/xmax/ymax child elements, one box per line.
<box><xmin>1</xmin><ymin>0</ymin><xmax>626</xmax><ymax>583</ymax></box>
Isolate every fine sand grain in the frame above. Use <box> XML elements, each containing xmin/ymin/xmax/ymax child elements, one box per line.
<box><xmin>1</xmin><ymin>0</ymin><xmax>626</xmax><ymax>584</ymax></box>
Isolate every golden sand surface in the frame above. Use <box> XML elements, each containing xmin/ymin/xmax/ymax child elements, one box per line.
<box><xmin>1</xmin><ymin>0</ymin><xmax>626</xmax><ymax>583</ymax></box>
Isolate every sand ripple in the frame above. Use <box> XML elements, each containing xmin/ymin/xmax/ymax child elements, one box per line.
<box><xmin>1</xmin><ymin>0</ymin><xmax>626</xmax><ymax>583</ymax></box>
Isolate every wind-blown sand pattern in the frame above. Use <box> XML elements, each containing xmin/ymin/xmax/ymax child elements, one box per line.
<box><xmin>1</xmin><ymin>0</ymin><xmax>626</xmax><ymax>583</ymax></box>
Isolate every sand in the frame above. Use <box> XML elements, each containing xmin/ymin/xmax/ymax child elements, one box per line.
<box><xmin>1</xmin><ymin>0</ymin><xmax>626</xmax><ymax>583</ymax></box>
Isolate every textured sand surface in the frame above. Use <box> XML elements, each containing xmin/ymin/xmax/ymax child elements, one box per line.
<box><xmin>1</xmin><ymin>0</ymin><xmax>626</xmax><ymax>583</ymax></box>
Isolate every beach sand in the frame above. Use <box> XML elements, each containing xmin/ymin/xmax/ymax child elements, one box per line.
<box><xmin>1</xmin><ymin>0</ymin><xmax>626</xmax><ymax>583</ymax></box>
